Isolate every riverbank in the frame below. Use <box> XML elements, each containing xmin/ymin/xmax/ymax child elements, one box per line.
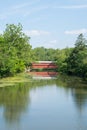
<box><xmin>0</xmin><ymin>72</ymin><xmax>86</xmax><ymax>88</ymax></box>
<box><xmin>0</xmin><ymin>73</ymin><xmax>32</xmax><ymax>87</ymax></box>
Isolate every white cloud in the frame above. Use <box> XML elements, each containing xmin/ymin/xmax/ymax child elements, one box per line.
<box><xmin>65</xmin><ymin>29</ymin><xmax>87</xmax><ymax>35</ymax></box>
<box><xmin>54</xmin><ymin>5</ymin><xmax>87</xmax><ymax>9</ymax></box>
<box><xmin>0</xmin><ymin>0</ymin><xmax>41</xmax><ymax>20</ymax></box>
<box><xmin>23</xmin><ymin>6</ymin><xmax>49</xmax><ymax>17</ymax></box>
<box><xmin>13</xmin><ymin>3</ymin><xmax>30</xmax><ymax>10</ymax></box>
<box><xmin>24</xmin><ymin>30</ymin><xmax>50</xmax><ymax>36</ymax></box>
<box><xmin>1</xmin><ymin>2</ymin><xmax>87</xmax><ymax>20</ymax></box>
<box><xmin>13</xmin><ymin>0</ymin><xmax>41</xmax><ymax>10</ymax></box>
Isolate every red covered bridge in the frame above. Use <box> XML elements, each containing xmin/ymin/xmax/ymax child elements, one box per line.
<box><xmin>32</xmin><ymin>61</ymin><xmax>58</xmax><ymax>69</ymax></box>
<box><xmin>29</xmin><ymin>61</ymin><xmax>58</xmax><ymax>77</ymax></box>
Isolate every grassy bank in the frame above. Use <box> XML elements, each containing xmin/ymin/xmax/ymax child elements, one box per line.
<box><xmin>0</xmin><ymin>73</ymin><xmax>32</xmax><ymax>87</ymax></box>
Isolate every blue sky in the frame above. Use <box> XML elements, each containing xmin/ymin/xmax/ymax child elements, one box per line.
<box><xmin>0</xmin><ymin>0</ymin><xmax>87</xmax><ymax>49</ymax></box>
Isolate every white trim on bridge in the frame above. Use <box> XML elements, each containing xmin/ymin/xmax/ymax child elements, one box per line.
<box><xmin>37</xmin><ymin>61</ymin><xmax>56</xmax><ymax>63</ymax></box>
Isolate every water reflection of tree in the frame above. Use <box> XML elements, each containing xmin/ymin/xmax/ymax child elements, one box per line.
<box><xmin>71</xmin><ymin>88</ymin><xmax>87</xmax><ymax>112</ymax></box>
<box><xmin>28</xmin><ymin>77</ymin><xmax>87</xmax><ymax>112</ymax></box>
<box><xmin>0</xmin><ymin>80</ymin><xmax>57</xmax><ymax>124</ymax></box>
<box><xmin>30</xmin><ymin>77</ymin><xmax>87</xmax><ymax>111</ymax></box>
<box><xmin>0</xmin><ymin>83</ymin><xmax>31</xmax><ymax>123</ymax></box>
<box><xmin>0</xmin><ymin>76</ymin><xmax>87</xmax><ymax>124</ymax></box>
<box><xmin>55</xmin><ymin>75</ymin><xmax>87</xmax><ymax>111</ymax></box>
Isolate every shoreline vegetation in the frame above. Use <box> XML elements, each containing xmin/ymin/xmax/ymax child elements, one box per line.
<box><xmin>0</xmin><ymin>73</ymin><xmax>32</xmax><ymax>87</ymax></box>
<box><xmin>0</xmin><ymin>72</ymin><xmax>87</xmax><ymax>88</ymax></box>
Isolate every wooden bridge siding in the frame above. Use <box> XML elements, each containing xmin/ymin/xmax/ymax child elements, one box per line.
<box><xmin>32</xmin><ymin>65</ymin><xmax>57</xmax><ymax>69</ymax></box>
<box><xmin>32</xmin><ymin>63</ymin><xmax>58</xmax><ymax>69</ymax></box>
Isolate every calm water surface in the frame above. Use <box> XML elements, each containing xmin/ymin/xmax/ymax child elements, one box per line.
<box><xmin>0</xmin><ymin>75</ymin><xmax>87</xmax><ymax>130</ymax></box>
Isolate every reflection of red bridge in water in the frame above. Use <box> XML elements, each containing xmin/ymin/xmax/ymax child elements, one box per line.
<box><xmin>30</xmin><ymin>72</ymin><xmax>58</xmax><ymax>77</ymax></box>
<box><xmin>29</xmin><ymin>61</ymin><xmax>58</xmax><ymax>77</ymax></box>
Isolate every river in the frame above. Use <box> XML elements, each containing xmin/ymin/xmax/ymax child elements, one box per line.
<box><xmin>0</xmin><ymin>75</ymin><xmax>87</xmax><ymax>130</ymax></box>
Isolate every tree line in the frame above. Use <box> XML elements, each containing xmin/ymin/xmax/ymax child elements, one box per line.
<box><xmin>0</xmin><ymin>24</ymin><xmax>87</xmax><ymax>80</ymax></box>
<box><xmin>33</xmin><ymin>34</ymin><xmax>87</xmax><ymax>80</ymax></box>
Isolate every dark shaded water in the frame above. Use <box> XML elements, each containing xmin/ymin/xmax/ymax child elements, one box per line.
<box><xmin>0</xmin><ymin>75</ymin><xmax>87</xmax><ymax>130</ymax></box>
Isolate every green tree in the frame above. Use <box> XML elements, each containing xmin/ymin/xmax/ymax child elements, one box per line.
<box><xmin>66</xmin><ymin>34</ymin><xmax>87</xmax><ymax>77</ymax></box>
<box><xmin>55</xmin><ymin>48</ymin><xmax>72</xmax><ymax>72</ymax></box>
<box><xmin>0</xmin><ymin>23</ymin><xmax>33</xmax><ymax>77</ymax></box>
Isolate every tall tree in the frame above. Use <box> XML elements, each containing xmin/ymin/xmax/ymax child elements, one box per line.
<box><xmin>0</xmin><ymin>23</ymin><xmax>33</xmax><ymax>77</ymax></box>
<box><xmin>66</xmin><ymin>33</ymin><xmax>87</xmax><ymax>77</ymax></box>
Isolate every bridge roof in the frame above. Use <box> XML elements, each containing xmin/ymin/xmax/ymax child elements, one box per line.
<box><xmin>38</xmin><ymin>61</ymin><xmax>55</xmax><ymax>63</ymax></box>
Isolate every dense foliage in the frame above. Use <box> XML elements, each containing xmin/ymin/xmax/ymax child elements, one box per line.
<box><xmin>33</xmin><ymin>47</ymin><xmax>72</xmax><ymax>61</ymax></box>
<box><xmin>0</xmin><ymin>23</ymin><xmax>87</xmax><ymax>80</ymax></box>
<box><xmin>0</xmin><ymin>24</ymin><xmax>33</xmax><ymax>77</ymax></box>
<box><xmin>66</xmin><ymin>34</ymin><xmax>87</xmax><ymax>79</ymax></box>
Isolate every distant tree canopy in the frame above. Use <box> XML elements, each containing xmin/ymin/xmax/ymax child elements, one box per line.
<box><xmin>0</xmin><ymin>23</ymin><xmax>34</xmax><ymax>77</ymax></box>
<box><xmin>33</xmin><ymin>47</ymin><xmax>58</xmax><ymax>61</ymax></box>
